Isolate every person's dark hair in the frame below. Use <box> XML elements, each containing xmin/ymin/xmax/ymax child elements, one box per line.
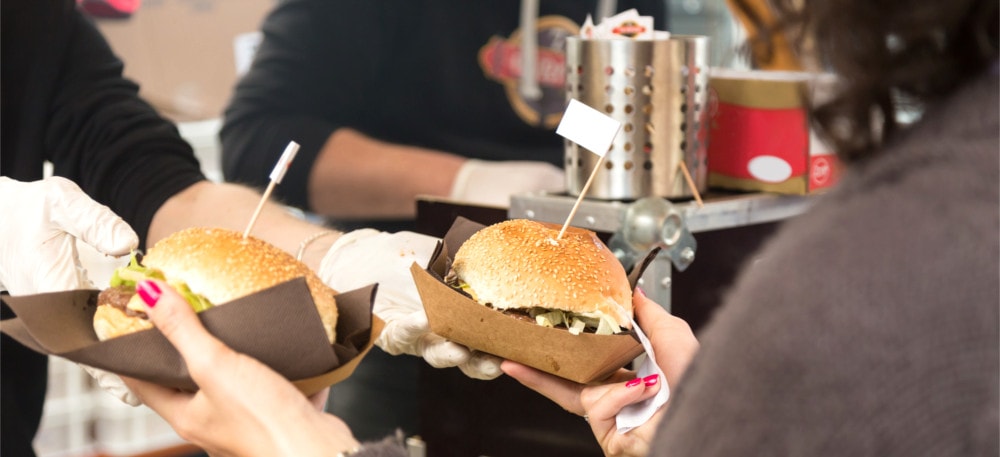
<box><xmin>733</xmin><ymin>0</ymin><xmax>998</xmax><ymax>163</ymax></box>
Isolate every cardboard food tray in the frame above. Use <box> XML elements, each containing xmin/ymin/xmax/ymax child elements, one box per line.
<box><xmin>0</xmin><ymin>278</ymin><xmax>381</xmax><ymax>397</ymax></box>
<box><xmin>411</xmin><ymin>217</ymin><xmax>658</xmax><ymax>384</ymax></box>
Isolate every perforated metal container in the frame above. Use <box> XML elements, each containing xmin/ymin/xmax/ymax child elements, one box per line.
<box><xmin>564</xmin><ymin>35</ymin><xmax>710</xmax><ymax>200</ymax></box>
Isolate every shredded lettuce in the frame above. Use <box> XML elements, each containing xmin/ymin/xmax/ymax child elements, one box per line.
<box><xmin>451</xmin><ymin>279</ymin><xmax>624</xmax><ymax>335</ymax></box>
<box><xmin>596</xmin><ymin>315</ymin><xmax>622</xmax><ymax>335</ymax></box>
<box><xmin>568</xmin><ymin>318</ymin><xmax>587</xmax><ymax>335</ymax></box>
<box><xmin>534</xmin><ymin>311</ymin><xmax>565</xmax><ymax>328</ymax></box>
<box><xmin>529</xmin><ymin>308</ymin><xmax>622</xmax><ymax>335</ymax></box>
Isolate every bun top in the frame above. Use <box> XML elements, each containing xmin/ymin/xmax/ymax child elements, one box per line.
<box><xmin>452</xmin><ymin>219</ymin><xmax>632</xmax><ymax>328</ymax></box>
<box><xmin>142</xmin><ymin>227</ymin><xmax>338</xmax><ymax>343</ymax></box>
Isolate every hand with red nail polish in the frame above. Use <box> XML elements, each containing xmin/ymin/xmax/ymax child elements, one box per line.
<box><xmin>502</xmin><ymin>291</ymin><xmax>700</xmax><ymax>457</ymax></box>
<box><xmin>120</xmin><ymin>280</ymin><xmax>361</xmax><ymax>457</ymax></box>
<box><xmin>136</xmin><ymin>279</ymin><xmax>162</xmax><ymax>307</ymax></box>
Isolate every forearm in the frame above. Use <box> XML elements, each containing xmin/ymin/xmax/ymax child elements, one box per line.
<box><xmin>148</xmin><ymin>181</ymin><xmax>339</xmax><ymax>270</ymax></box>
<box><xmin>307</xmin><ymin>128</ymin><xmax>465</xmax><ymax>219</ymax></box>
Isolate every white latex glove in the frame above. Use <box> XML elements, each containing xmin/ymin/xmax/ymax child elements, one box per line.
<box><xmin>0</xmin><ymin>176</ymin><xmax>142</xmax><ymax>406</ymax></box>
<box><xmin>0</xmin><ymin>176</ymin><xmax>138</xmax><ymax>294</ymax></box>
<box><xmin>319</xmin><ymin>229</ymin><xmax>502</xmax><ymax>380</ymax></box>
<box><xmin>450</xmin><ymin>159</ymin><xmax>565</xmax><ymax>207</ymax></box>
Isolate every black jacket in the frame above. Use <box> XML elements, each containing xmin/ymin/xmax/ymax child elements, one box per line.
<box><xmin>221</xmin><ymin>0</ymin><xmax>667</xmax><ymax>213</ymax></box>
<box><xmin>1</xmin><ymin>2</ymin><xmax>205</xmax><ymax>455</ymax></box>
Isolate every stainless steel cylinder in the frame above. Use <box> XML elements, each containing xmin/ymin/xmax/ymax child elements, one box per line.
<box><xmin>564</xmin><ymin>35</ymin><xmax>710</xmax><ymax>200</ymax></box>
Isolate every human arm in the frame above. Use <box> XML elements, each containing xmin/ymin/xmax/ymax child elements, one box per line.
<box><xmin>146</xmin><ymin>180</ymin><xmax>341</xmax><ymax>270</ymax></box>
<box><xmin>502</xmin><ymin>289</ymin><xmax>699</xmax><ymax>456</ymax></box>
<box><xmin>6</xmin><ymin>0</ymin><xmax>496</xmax><ymax>415</ymax></box>
<box><xmin>307</xmin><ymin>128</ymin><xmax>564</xmax><ymax>218</ymax></box>
<box><xmin>221</xmin><ymin>1</ymin><xmax>563</xmax><ymax>219</ymax></box>
<box><xmin>307</xmin><ymin>128</ymin><xmax>465</xmax><ymax>218</ymax></box>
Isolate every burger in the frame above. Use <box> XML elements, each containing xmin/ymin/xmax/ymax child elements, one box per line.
<box><xmin>444</xmin><ymin>219</ymin><xmax>633</xmax><ymax>335</ymax></box>
<box><xmin>93</xmin><ymin>227</ymin><xmax>339</xmax><ymax>343</ymax></box>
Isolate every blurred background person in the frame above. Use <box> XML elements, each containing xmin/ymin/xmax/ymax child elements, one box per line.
<box><xmin>222</xmin><ymin>1</ymin><xmax>668</xmax><ymax>232</ymax></box>
<box><xmin>220</xmin><ymin>0</ymin><xmax>668</xmax><ymax>441</ymax></box>
<box><xmin>2</xmin><ymin>1</ymin><xmax>495</xmax><ymax>455</ymax></box>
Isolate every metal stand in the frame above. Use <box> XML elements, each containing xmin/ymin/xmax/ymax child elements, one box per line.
<box><xmin>510</xmin><ymin>191</ymin><xmax>815</xmax><ymax>310</ymax></box>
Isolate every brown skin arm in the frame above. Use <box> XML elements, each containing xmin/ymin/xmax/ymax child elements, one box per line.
<box><xmin>148</xmin><ymin>181</ymin><xmax>339</xmax><ymax>271</ymax></box>
<box><xmin>307</xmin><ymin>128</ymin><xmax>466</xmax><ymax>219</ymax></box>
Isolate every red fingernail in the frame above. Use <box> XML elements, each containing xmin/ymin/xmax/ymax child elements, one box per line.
<box><xmin>625</xmin><ymin>377</ymin><xmax>642</xmax><ymax>388</ymax></box>
<box><xmin>643</xmin><ymin>374</ymin><xmax>659</xmax><ymax>386</ymax></box>
<box><xmin>136</xmin><ymin>280</ymin><xmax>161</xmax><ymax>307</ymax></box>
<box><xmin>635</xmin><ymin>287</ymin><xmax>646</xmax><ymax>297</ymax></box>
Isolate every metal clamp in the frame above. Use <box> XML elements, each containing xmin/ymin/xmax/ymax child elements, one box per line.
<box><xmin>608</xmin><ymin>197</ymin><xmax>697</xmax><ymax>272</ymax></box>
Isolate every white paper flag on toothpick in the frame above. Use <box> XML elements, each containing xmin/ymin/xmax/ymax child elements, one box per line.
<box><xmin>268</xmin><ymin>141</ymin><xmax>300</xmax><ymax>183</ymax></box>
<box><xmin>556</xmin><ymin>99</ymin><xmax>622</xmax><ymax>157</ymax></box>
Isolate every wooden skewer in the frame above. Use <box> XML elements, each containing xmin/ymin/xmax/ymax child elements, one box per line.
<box><xmin>243</xmin><ymin>181</ymin><xmax>277</xmax><ymax>239</ymax></box>
<box><xmin>553</xmin><ymin>99</ymin><xmax>622</xmax><ymax>240</ymax></box>
<box><xmin>645</xmin><ymin>120</ymin><xmax>703</xmax><ymax>208</ymax></box>
<box><xmin>557</xmin><ymin>151</ymin><xmax>608</xmax><ymax>240</ymax></box>
<box><xmin>678</xmin><ymin>160</ymin><xmax>704</xmax><ymax>208</ymax></box>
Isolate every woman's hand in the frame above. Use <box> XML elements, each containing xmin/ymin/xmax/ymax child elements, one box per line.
<box><xmin>502</xmin><ymin>289</ymin><xmax>699</xmax><ymax>457</ymax></box>
<box><xmin>121</xmin><ymin>279</ymin><xmax>360</xmax><ymax>457</ymax></box>
<box><xmin>503</xmin><ymin>361</ymin><xmax>664</xmax><ymax>456</ymax></box>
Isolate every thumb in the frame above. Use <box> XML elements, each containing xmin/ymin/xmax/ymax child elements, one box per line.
<box><xmin>459</xmin><ymin>352</ymin><xmax>503</xmax><ymax>380</ymax></box>
<box><xmin>80</xmin><ymin>364</ymin><xmax>141</xmax><ymax>406</ymax></box>
<box><xmin>48</xmin><ymin>177</ymin><xmax>138</xmax><ymax>256</ymax></box>
<box><xmin>634</xmin><ymin>290</ymin><xmax>698</xmax><ymax>388</ymax></box>
<box><xmin>375</xmin><ymin>311</ymin><xmax>430</xmax><ymax>355</ymax></box>
<box><xmin>418</xmin><ymin>333</ymin><xmax>472</xmax><ymax>368</ymax></box>
<box><xmin>135</xmin><ymin>279</ymin><xmax>225</xmax><ymax>386</ymax></box>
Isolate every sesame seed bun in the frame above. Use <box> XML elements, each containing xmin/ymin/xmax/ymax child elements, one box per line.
<box><xmin>451</xmin><ymin>219</ymin><xmax>633</xmax><ymax>330</ymax></box>
<box><xmin>93</xmin><ymin>227</ymin><xmax>338</xmax><ymax>343</ymax></box>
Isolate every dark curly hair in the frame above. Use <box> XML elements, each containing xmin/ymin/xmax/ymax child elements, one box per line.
<box><xmin>733</xmin><ymin>0</ymin><xmax>999</xmax><ymax>163</ymax></box>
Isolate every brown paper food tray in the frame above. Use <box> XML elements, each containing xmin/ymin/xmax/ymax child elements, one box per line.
<box><xmin>0</xmin><ymin>278</ymin><xmax>381</xmax><ymax>397</ymax></box>
<box><xmin>412</xmin><ymin>217</ymin><xmax>658</xmax><ymax>384</ymax></box>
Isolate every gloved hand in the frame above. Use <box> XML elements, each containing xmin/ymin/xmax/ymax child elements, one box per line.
<box><xmin>0</xmin><ymin>176</ymin><xmax>142</xmax><ymax>405</ymax></box>
<box><xmin>450</xmin><ymin>159</ymin><xmax>565</xmax><ymax>207</ymax></box>
<box><xmin>319</xmin><ymin>229</ymin><xmax>502</xmax><ymax>380</ymax></box>
<box><xmin>0</xmin><ymin>176</ymin><xmax>138</xmax><ymax>294</ymax></box>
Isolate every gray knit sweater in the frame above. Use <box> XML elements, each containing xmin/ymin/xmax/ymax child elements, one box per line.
<box><xmin>652</xmin><ymin>72</ymin><xmax>999</xmax><ymax>455</ymax></box>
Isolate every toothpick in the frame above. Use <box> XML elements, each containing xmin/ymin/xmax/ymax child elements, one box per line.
<box><xmin>242</xmin><ymin>141</ymin><xmax>301</xmax><ymax>238</ymax></box>
<box><xmin>678</xmin><ymin>160</ymin><xmax>704</xmax><ymax>208</ymax></box>
<box><xmin>643</xmin><ymin>120</ymin><xmax>703</xmax><ymax>208</ymax></box>
<box><xmin>554</xmin><ymin>99</ymin><xmax>622</xmax><ymax>240</ymax></box>
<box><xmin>557</xmin><ymin>151</ymin><xmax>608</xmax><ymax>240</ymax></box>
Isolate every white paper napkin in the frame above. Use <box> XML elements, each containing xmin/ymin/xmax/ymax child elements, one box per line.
<box><xmin>615</xmin><ymin>319</ymin><xmax>669</xmax><ymax>433</ymax></box>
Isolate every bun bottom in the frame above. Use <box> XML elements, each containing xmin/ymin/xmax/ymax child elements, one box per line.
<box><xmin>93</xmin><ymin>305</ymin><xmax>154</xmax><ymax>341</ymax></box>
